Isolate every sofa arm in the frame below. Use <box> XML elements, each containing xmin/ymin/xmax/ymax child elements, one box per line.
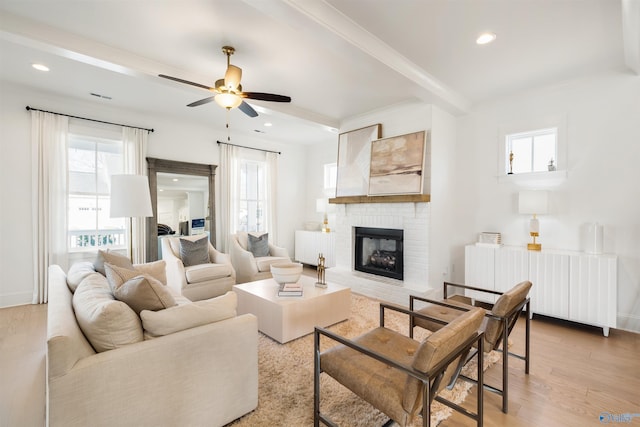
<box><xmin>269</xmin><ymin>244</ymin><xmax>290</xmax><ymax>259</ymax></box>
<box><xmin>48</xmin><ymin>314</ymin><xmax>258</xmax><ymax>427</ymax></box>
<box><xmin>210</xmin><ymin>247</ymin><xmax>236</xmax><ymax>281</ymax></box>
<box><xmin>161</xmin><ymin>239</ymin><xmax>188</xmax><ymax>293</ymax></box>
<box><xmin>230</xmin><ymin>238</ymin><xmax>259</xmax><ymax>283</ymax></box>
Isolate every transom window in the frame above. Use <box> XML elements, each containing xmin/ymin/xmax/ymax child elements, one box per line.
<box><xmin>505</xmin><ymin>127</ymin><xmax>557</xmax><ymax>174</ymax></box>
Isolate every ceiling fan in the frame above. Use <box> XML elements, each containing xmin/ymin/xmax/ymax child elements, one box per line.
<box><xmin>159</xmin><ymin>46</ymin><xmax>291</xmax><ymax>118</ymax></box>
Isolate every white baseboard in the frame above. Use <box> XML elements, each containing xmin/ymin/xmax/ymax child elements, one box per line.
<box><xmin>616</xmin><ymin>313</ymin><xmax>640</xmax><ymax>334</ymax></box>
<box><xmin>0</xmin><ymin>291</ymin><xmax>33</xmax><ymax>308</ymax></box>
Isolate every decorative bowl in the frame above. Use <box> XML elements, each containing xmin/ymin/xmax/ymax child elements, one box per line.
<box><xmin>304</xmin><ymin>221</ymin><xmax>321</xmax><ymax>231</ymax></box>
<box><xmin>270</xmin><ymin>262</ymin><xmax>303</xmax><ymax>285</ymax></box>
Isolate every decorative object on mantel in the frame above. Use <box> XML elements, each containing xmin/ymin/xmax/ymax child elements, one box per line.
<box><xmin>316</xmin><ymin>253</ymin><xmax>327</xmax><ymax>288</ymax></box>
<box><xmin>548</xmin><ymin>158</ymin><xmax>556</xmax><ymax>171</ymax></box>
<box><xmin>335</xmin><ymin>124</ymin><xmax>381</xmax><ymax>197</ymax></box>
<box><xmin>518</xmin><ymin>190</ymin><xmax>549</xmax><ymax>251</ymax></box>
<box><xmin>476</xmin><ymin>232</ymin><xmax>502</xmax><ymax>247</ymax></box>
<box><xmin>508</xmin><ymin>150</ymin><xmax>514</xmax><ymax>174</ymax></box>
<box><xmin>368</xmin><ymin>130</ymin><xmax>427</xmax><ymax>196</ymax></box>
<box><xmin>316</xmin><ymin>198</ymin><xmax>332</xmax><ymax>232</ymax></box>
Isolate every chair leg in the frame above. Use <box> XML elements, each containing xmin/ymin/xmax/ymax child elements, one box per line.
<box><xmin>525</xmin><ymin>300</ymin><xmax>531</xmax><ymax>375</ymax></box>
<box><xmin>502</xmin><ymin>318</ymin><xmax>509</xmax><ymax>414</ymax></box>
<box><xmin>477</xmin><ymin>337</ymin><xmax>484</xmax><ymax>427</ymax></box>
<box><xmin>422</xmin><ymin>383</ymin><xmax>431</xmax><ymax>427</ymax></box>
<box><xmin>314</xmin><ymin>330</ymin><xmax>321</xmax><ymax>427</ymax></box>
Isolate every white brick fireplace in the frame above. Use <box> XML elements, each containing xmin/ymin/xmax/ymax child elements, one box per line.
<box><xmin>325</xmin><ymin>202</ymin><xmax>436</xmax><ymax>304</ymax></box>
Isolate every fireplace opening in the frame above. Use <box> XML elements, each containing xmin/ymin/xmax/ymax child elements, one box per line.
<box><xmin>354</xmin><ymin>227</ymin><xmax>403</xmax><ymax>280</ymax></box>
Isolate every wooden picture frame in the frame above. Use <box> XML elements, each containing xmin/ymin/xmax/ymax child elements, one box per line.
<box><xmin>368</xmin><ymin>130</ymin><xmax>427</xmax><ymax>196</ymax></box>
<box><xmin>335</xmin><ymin>124</ymin><xmax>382</xmax><ymax>197</ymax></box>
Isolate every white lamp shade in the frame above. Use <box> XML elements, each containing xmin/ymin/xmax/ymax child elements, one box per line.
<box><xmin>110</xmin><ymin>174</ymin><xmax>153</xmax><ymax>218</ymax></box>
<box><xmin>518</xmin><ymin>191</ymin><xmax>549</xmax><ymax>215</ymax></box>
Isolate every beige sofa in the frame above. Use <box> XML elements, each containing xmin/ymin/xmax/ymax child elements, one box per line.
<box><xmin>47</xmin><ymin>263</ymin><xmax>258</xmax><ymax>427</ymax></box>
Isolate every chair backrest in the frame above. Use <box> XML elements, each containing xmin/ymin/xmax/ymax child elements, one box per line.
<box><xmin>402</xmin><ymin>307</ymin><xmax>485</xmax><ymax>413</ymax></box>
<box><xmin>164</xmin><ymin>235</ymin><xmax>213</xmax><ymax>262</ymax></box>
<box><xmin>484</xmin><ymin>280</ymin><xmax>532</xmax><ymax>350</ymax></box>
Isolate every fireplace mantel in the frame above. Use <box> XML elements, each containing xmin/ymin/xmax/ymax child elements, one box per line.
<box><xmin>329</xmin><ymin>194</ymin><xmax>430</xmax><ymax>204</ymax></box>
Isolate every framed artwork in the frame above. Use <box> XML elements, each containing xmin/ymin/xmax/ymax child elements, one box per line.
<box><xmin>335</xmin><ymin>124</ymin><xmax>382</xmax><ymax>197</ymax></box>
<box><xmin>368</xmin><ymin>130</ymin><xmax>427</xmax><ymax>195</ymax></box>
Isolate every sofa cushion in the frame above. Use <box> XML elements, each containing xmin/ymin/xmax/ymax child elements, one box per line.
<box><xmin>256</xmin><ymin>256</ymin><xmax>291</xmax><ymax>272</ymax></box>
<box><xmin>140</xmin><ymin>291</ymin><xmax>238</xmax><ymax>338</ymax></box>
<box><xmin>248</xmin><ymin>233</ymin><xmax>269</xmax><ymax>257</ymax></box>
<box><xmin>94</xmin><ymin>249</ymin><xmax>134</xmax><ymax>275</ymax></box>
<box><xmin>113</xmin><ymin>275</ymin><xmax>177</xmax><ymax>315</ymax></box>
<box><xmin>66</xmin><ymin>261</ymin><xmax>98</xmax><ymax>292</ymax></box>
<box><xmin>72</xmin><ymin>274</ymin><xmax>143</xmax><ymax>352</ymax></box>
<box><xmin>133</xmin><ymin>259</ymin><xmax>167</xmax><ymax>285</ymax></box>
<box><xmin>180</xmin><ymin>235</ymin><xmax>210</xmax><ymax>266</ymax></box>
<box><xmin>184</xmin><ymin>263</ymin><xmax>232</xmax><ymax>283</ymax></box>
<box><xmin>104</xmin><ymin>263</ymin><xmax>176</xmax><ymax>312</ymax></box>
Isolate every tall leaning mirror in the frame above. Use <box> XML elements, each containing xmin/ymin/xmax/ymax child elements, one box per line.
<box><xmin>146</xmin><ymin>157</ymin><xmax>217</xmax><ymax>262</ymax></box>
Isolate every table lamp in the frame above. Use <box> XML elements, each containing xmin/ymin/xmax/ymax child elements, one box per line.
<box><xmin>518</xmin><ymin>190</ymin><xmax>548</xmax><ymax>251</ymax></box>
<box><xmin>316</xmin><ymin>198</ymin><xmax>329</xmax><ymax>232</ymax></box>
<box><xmin>110</xmin><ymin>174</ymin><xmax>153</xmax><ymax>262</ymax></box>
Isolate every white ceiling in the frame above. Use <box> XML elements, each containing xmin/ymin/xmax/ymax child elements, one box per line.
<box><xmin>1</xmin><ymin>0</ymin><xmax>638</xmax><ymax>146</ymax></box>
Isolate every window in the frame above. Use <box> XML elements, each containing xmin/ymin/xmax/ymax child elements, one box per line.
<box><xmin>506</xmin><ymin>127</ymin><xmax>557</xmax><ymax>174</ymax></box>
<box><xmin>237</xmin><ymin>159</ymin><xmax>267</xmax><ymax>233</ymax></box>
<box><xmin>67</xmin><ymin>131</ymin><xmax>124</xmax><ymax>251</ymax></box>
<box><xmin>324</xmin><ymin>162</ymin><xmax>337</xmax><ymax>193</ymax></box>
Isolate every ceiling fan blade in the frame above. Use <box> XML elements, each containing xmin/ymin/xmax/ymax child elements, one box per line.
<box><xmin>238</xmin><ymin>101</ymin><xmax>258</xmax><ymax>118</ymax></box>
<box><xmin>187</xmin><ymin>96</ymin><xmax>215</xmax><ymax>107</ymax></box>
<box><xmin>243</xmin><ymin>92</ymin><xmax>291</xmax><ymax>103</ymax></box>
<box><xmin>158</xmin><ymin>74</ymin><xmax>213</xmax><ymax>91</ymax></box>
<box><xmin>224</xmin><ymin>65</ymin><xmax>242</xmax><ymax>90</ymax></box>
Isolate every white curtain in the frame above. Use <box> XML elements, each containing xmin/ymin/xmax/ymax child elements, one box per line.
<box><xmin>219</xmin><ymin>143</ymin><xmax>239</xmax><ymax>252</ymax></box>
<box><xmin>266</xmin><ymin>152</ymin><xmax>279</xmax><ymax>244</ymax></box>
<box><xmin>31</xmin><ymin>111</ymin><xmax>69</xmax><ymax>304</ymax></box>
<box><xmin>122</xmin><ymin>127</ymin><xmax>148</xmax><ymax>264</ymax></box>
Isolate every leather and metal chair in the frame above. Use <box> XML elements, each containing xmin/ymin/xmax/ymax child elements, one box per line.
<box><xmin>410</xmin><ymin>281</ymin><xmax>532</xmax><ymax>413</ymax></box>
<box><xmin>161</xmin><ymin>235</ymin><xmax>236</xmax><ymax>301</ymax></box>
<box><xmin>314</xmin><ymin>303</ymin><xmax>486</xmax><ymax>427</ymax></box>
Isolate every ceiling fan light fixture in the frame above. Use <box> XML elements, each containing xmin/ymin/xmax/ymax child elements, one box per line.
<box><xmin>215</xmin><ymin>92</ymin><xmax>243</xmax><ymax>109</ymax></box>
<box><xmin>224</xmin><ymin>64</ymin><xmax>242</xmax><ymax>90</ymax></box>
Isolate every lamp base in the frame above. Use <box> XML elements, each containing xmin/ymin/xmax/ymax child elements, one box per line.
<box><xmin>527</xmin><ymin>243</ymin><xmax>542</xmax><ymax>251</ymax></box>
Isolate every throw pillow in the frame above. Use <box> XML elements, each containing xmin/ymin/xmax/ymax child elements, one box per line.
<box><xmin>66</xmin><ymin>261</ymin><xmax>98</xmax><ymax>292</ymax></box>
<box><xmin>140</xmin><ymin>291</ymin><xmax>237</xmax><ymax>338</ymax></box>
<box><xmin>113</xmin><ymin>275</ymin><xmax>177</xmax><ymax>315</ymax></box>
<box><xmin>179</xmin><ymin>235</ymin><xmax>210</xmax><ymax>266</ymax></box>
<box><xmin>248</xmin><ymin>233</ymin><xmax>269</xmax><ymax>257</ymax></box>
<box><xmin>133</xmin><ymin>260</ymin><xmax>167</xmax><ymax>285</ymax></box>
<box><xmin>72</xmin><ymin>273</ymin><xmax>143</xmax><ymax>352</ymax></box>
<box><xmin>94</xmin><ymin>249</ymin><xmax>134</xmax><ymax>276</ymax></box>
<box><xmin>105</xmin><ymin>263</ymin><xmax>176</xmax><ymax>314</ymax></box>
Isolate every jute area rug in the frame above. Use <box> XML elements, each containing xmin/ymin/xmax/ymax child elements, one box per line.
<box><xmin>228</xmin><ymin>293</ymin><xmax>499</xmax><ymax>427</ymax></box>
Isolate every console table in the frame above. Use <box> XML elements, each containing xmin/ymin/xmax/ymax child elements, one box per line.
<box><xmin>465</xmin><ymin>244</ymin><xmax>617</xmax><ymax>336</ymax></box>
<box><xmin>294</xmin><ymin>230</ymin><xmax>336</xmax><ymax>267</ymax></box>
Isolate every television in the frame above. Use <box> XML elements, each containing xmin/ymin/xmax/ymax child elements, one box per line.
<box><xmin>190</xmin><ymin>218</ymin><xmax>206</xmax><ymax>235</ymax></box>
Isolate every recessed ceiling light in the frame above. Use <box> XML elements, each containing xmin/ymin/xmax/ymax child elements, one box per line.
<box><xmin>264</xmin><ymin>122</ymin><xmax>272</xmax><ymax>127</ymax></box>
<box><xmin>32</xmin><ymin>63</ymin><xmax>49</xmax><ymax>72</ymax></box>
<box><xmin>476</xmin><ymin>32</ymin><xmax>497</xmax><ymax>45</ymax></box>
<box><xmin>159</xmin><ymin>189</ymin><xmax>164</xmax><ymax>192</ymax></box>
<box><xmin>172</xmin><ymin>178</ymin><xmax>179</xmax><ymax>182</ymax></box>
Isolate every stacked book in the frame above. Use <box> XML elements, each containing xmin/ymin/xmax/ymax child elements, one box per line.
<box><xmin>476</xmin><ymin>232</ymin><xmax>502</xmax><ymax>247</ymax></box>
<box><xmin>278</xmin><ymin>283</ymin><xmax>303</xmax><ymax>297</ymax></box>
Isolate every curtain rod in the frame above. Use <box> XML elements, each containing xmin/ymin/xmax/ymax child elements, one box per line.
<box><xmin>217</xmin><ymin>140</ymin><xmax>281</xmax><ymax>155</ymax></box>
<box><xmin>25</xmin><ymin>106</ymin><xmax>154</xmax><ymax>133</ymax></box>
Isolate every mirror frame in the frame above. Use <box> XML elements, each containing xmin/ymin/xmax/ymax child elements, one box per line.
<box><xmin>146</xmin><ymin>157</ymin><xmax>217</xmax><ymax>262</ymax></box>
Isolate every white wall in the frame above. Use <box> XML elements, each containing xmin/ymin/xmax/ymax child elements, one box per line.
<box><xmin>452</xmin><ymin>70</ymin><xmax>640</xmax><ymax>332</ymax></box>
<box><xmin>0</xmin><ymin>81</ymin><xmax>307</xmax><ymax>307</ymax></box>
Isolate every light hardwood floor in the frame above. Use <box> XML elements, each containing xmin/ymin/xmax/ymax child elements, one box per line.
<box><xmin>1</xmin><ymin>302</ymin><xmax>638</xmax><ymax>427</ymax></box>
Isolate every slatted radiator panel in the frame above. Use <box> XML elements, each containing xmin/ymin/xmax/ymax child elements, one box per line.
<box><xmin>464</xmin><ymin>245</ymin><xmax>495</xmax><ymax>302</ymax></box>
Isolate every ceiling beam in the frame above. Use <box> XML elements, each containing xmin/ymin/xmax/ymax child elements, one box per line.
<box><xmin>622</xmin><ymin>0</ymin><xmax>640</xmax><ymax>75</ymax></box>
<box><xmin>277</xmin><ymin>0</ymin><xmax>471</xmax><ymax>113</ymax></box>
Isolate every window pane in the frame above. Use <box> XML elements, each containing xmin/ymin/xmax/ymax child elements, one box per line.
<box><xmin>69</xmin><ymin>140</ymin><xmax>97</xmax><ymax>193</ymax></box>
<box><xmin>97</xmin><ymin>142</ymin><xmax>123</xmax><ymax>194</ymax></box>
<box><xmin>97</xmin><ymin>196</ymin><xmax>125</xmax><ymax>247</ymax></box>
<box><xmin>510</xmin><ymin>136</ymin><xmax>532</xmax><ymax>174</ymax></box>
<box><xmin>532</xmin><ymin>133</ymin><xmax>556</xmax><ymax>172</ymax></box>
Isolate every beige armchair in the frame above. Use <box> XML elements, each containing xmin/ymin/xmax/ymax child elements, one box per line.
<box><xmin>410</xmin><ymin>280</ymin><xmax>532</xmax><ymax>414</ymax></box>
<box><xmin>229</xmin><ymin>232</ymin><xmax>290</xmax><ymax>283</ymax></box>
<box><xmin>161</xmin><ymin>235</ymin><xmax>236</xmax><ymax>301</ymax></box>
<box><xmin>315</xmin><ymin>303</ymin><xmax>486</xmax><ymax>427</ymax></box>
